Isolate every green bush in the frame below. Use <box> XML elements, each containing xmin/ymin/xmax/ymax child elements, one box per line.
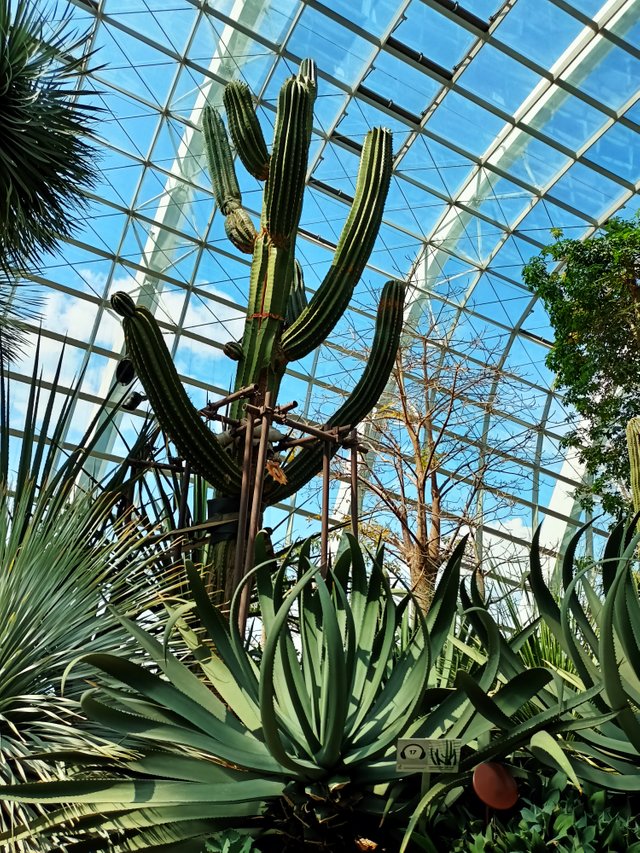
<box><xmin>451</xmin><ymin>774</ymin><xmax>640</xmax><ymax>853</ymax></box>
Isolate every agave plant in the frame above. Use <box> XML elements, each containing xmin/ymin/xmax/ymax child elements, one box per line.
<box><xmin>110</xmin><ymin>58</ymin><xmax>405</xmax><ymax>601</ymax></box>
<box><xmin>399</xmin><ymin>518</ymin><xmax>640</xmax><ymax>848</ymax></box>
<box><xmin>0</xmin><ymin>524</ymin><xmax>619</xmax><ymax>852</ymax></box>
<box><xmin>0</xmin><ymin>533</ymin><xmax>469</xmax><ymax>851</ymax></box>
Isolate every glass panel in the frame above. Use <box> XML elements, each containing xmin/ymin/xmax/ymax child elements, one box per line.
<box><xmin>393</xmin><ymin>1</ymin><xmax>475</xmax><ymax>69</ymax></box>
<box><xmin>494</xmin><ymin>0</ymin><xmax>583</xmax><ymax>68</ymax></box>
<box><xmin>286</xmin><ymin>6</ymin><xmax>372</xmax><ymax>85</ymax></box>
<box><xmin>366</xmin><ymin>51</ymin><xmax>441</xmax><ymax>115</ymax></box>
<box><xmin>458</xmin><ymin>44</ymin><xmax>542</xmax><ymax>114</ymax></box>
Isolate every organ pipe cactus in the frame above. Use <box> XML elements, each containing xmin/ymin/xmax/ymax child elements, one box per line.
<box><xmin>626</xmin><ymin>417</ymin><xmax>640</xmax><ymax>518</ymax></box>
<box><xmin>110</xmin><ymin>59</ymin><xmax>403</xmax><ymax>586</ymax></box>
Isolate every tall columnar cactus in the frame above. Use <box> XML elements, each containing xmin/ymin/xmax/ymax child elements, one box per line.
<box><xmin>111</xmin><ymin>59</ymin><xmax>405</xmax><ymax>591</ymax></box>
<box><xmin>626</xmin><ymin>417</ymin><xmax>640</xmax><ymax>517</ymax></box>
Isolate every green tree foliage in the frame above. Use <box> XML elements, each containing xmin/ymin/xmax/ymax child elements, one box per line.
<box><xmin>522</xmin><ymin>217</ymin><xmax>640</xmax><ymax>516</ymax></box>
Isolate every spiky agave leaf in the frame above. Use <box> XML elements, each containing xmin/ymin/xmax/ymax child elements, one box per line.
<box><xmin>0</xmin><ymin>0</ymin><xmax>99</xmax><ymax>275</ymax></box>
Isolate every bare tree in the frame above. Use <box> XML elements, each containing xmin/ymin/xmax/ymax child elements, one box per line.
<box><xmin>353</xmin><ymin>310</ymin><xmax>538</xmax><ymax>612</ymax></box>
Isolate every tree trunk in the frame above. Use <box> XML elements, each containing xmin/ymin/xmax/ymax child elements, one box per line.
<box><xmin>408</xmin><ymin>542</ymin><xmax>441</xmax><ymax>614</ymax></box>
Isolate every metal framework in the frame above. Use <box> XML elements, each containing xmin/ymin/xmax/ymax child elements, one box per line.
<box><xmin>12</xmin><ymin>0</ymin><xmax>640</xmax><ymax>563</ymax></box>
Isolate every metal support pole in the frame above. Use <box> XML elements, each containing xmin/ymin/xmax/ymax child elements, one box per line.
<box><xmin>238</xmin><ymin>391</ymin><xmax>272</xmax><ymax>636</ymax></box>
<box><xmin>349</xmin><ymin>429</ymin><xmax>359</xmax><ymax>538</ymax></box>
<box><xmin>200</xmin><ymin>383</ymin><xmax>258</xmax><ymax>417</ymax></box>
<box><xmin>232</xmin><ymin>406</ymin><xmax>256</xmax><ymax>596</ymax></box>
<box><xmin>321</xmin><ymin>439</ymin><xmax>331</xmax><ymax>578</ymax></box>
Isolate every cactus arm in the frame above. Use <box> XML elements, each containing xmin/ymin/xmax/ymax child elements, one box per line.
<box><xmin>202</xmin><ymin>106</ymin><xmax>242</xmax><ymax>215</ymax></box>
<box><xmin>224</xmin><ymin>207</ymin><xmax>257</xmax><ymax>255</ymax></box>
<box><xmin>228</xmin><ymin>67</ymin><xmax>316</xmax><ymax>420</ymax></box>
<box><xmin>264</xmin><ymin>72</ymin><xmax>316</xmax><ymax>246</ymax></box>
<box><xmin>223</xmin><ymin>81</ymin><xmax>270</xmax><ymax>181</ymax></box>
<box><xmin>626</xmin><ymin>417</ymin><xmax>640</xmax><ymax>516</ymax></box>
<box><xmin>265</xmin><ymin>279</ymin><xmax>405</xmax><ymax>503</ymax></box>
<box><xmin>281</xmin><ymin>127</ymin><xmax>392</xmax><ymax>363</ymax></box>
<box><xmin>203</xmin><ymin>105</ymin><xmax>258</xmax><ymax>255</ymax></box>
<box><xmin>285</xmin><ymin>261</ymin><xmax>308</xmax><ymax>327</ymax></box>
<box><xmin>111</xmin><ymin>293</ymin><xmax>243</xmax><ymax>494</ymax></box>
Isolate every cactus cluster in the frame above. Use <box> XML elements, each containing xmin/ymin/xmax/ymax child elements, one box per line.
<box><xmin>111</xmin><ymin>59</ymin><xmax>405</xmax><ymax>593</ymax></box>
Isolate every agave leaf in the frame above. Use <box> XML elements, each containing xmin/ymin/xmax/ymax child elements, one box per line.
<box><xmin>602</xmin><ymin>518</ymin><xmax>627</xmax><ymax>594</ymax></box>
<box><xmin>259</xmin><ymin>562</ymin><xmax>326</xmax><ymax>778</ymax></box>
<box><xmin>0</xmin><ymin>777</ymin><xmax>282</xmax><ymax>806</ymax></box>
<box><xmin>529</xmin><ymin>730</ymin><xmax>581</xmax><ymax>791</ymax></box>
<box><xmin>508</xmin><ymin>616</ymin><xmax>542</xmax><ymax>652</ymax></box>
<box><xmin>400</xmin><ymin>775</ymin><xmax>473</xmax><ymax>853</ymax></box>
<box><xmin>425</xmin><ymin>536</ymin><xmax>466</xmax><ymax>664</ymax></box>
<box><xmin>454</xmin><ymin>670</ymin><xmax>512</xmax><ymax>731</ymax></box>
<box><xmin>565</xmin><ymin>755</ymin><xmax>640</xmax><ymax>792</ymax></box>
<box><xmin>316</xmin><ymin>575</ymin><xmax>350</xmax><ymax>767</ymax></box>
<box><xmin>184</xmin><ymin>560</ymin><xmax>261</xmax><ymax>731</ymax></box>
<box><xmin>81</xmin><ymin>655</ymin><xmax>277</xmax><ymax>771</ymax></box>
<box><xmin>597</xmin><ymin>539</ymin><xmax>640</xmax><ymax>750</ymax></box>
<box><xmin>348</xmin><ymin>556</ymin><xmax>397</xmax><ymax>732</ymax></box>
<box><xmin>560</xmin><ymin>521</ymin><xmax>599</xmax><ymax>653</ymax></box>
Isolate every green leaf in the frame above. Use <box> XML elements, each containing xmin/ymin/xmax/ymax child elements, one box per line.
<box><xmin>529</xmin><ymin>730</ymin><xmax>581</xmax><ymax>792</ymax></box>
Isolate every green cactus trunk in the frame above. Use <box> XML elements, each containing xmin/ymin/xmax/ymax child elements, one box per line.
<box><xmin>626</xmin><ymin>417</ymin><xmax>640</xmax><ymax>520</ymax></box>
<box><xmin>111</xmin><ymin>59</ymin><xmax>405</xmax><ymax>606</ymax></box>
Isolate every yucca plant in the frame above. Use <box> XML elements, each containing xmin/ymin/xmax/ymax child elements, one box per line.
<box><xmin>0</xmin><ymin>339</ymin><xmax>179</xmax><ymax>850</ymax></box>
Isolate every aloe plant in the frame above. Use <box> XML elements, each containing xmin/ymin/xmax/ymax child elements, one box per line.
<box><xmin>110</xmin><ymin>59</ymin><xmax>404</xmax><ymax>599</ymax></box>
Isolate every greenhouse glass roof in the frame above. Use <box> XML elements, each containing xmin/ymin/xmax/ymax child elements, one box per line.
<box><xmin>14</xmin><ymin>0</ymin><xmax>640</xmax><ymax>562</ymax></box>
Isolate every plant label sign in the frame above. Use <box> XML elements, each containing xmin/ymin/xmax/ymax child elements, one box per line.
<box><xmin>396</xmin><ymin>738</ymin><xmax>462</xmax><ymax>773</ymax></box>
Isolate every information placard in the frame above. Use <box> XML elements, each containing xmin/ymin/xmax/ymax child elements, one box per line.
<box><xmin>396</xmin><ymin>738</ymin><xmax>462</xmax><ymax>773</ymax></box>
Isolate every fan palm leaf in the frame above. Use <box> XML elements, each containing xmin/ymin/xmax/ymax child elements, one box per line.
<box><xmin>0</xmin><ymin>0</ymin><xmax>99</xmax><ymax>362</ymax></box>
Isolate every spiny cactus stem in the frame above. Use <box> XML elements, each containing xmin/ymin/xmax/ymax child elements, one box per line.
<box><xmin>281</xmin><ymin>127</ymin><xmax>393</xmax><ymax>362</ymax></box>
<box><xmin>627</xmin><ymin>417</ymin><xmax>640</xmax><ymax>521</ymax></box>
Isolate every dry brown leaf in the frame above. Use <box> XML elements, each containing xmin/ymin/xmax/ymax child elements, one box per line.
<box><xmin>266</xmin><ymin>458</ymin><xmax>287</xmax><ymax>484</ymax></box>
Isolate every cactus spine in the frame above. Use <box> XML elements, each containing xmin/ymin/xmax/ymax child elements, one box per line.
<box><xmin>111</xmin><ymin>60</ymin><xmax>405</xmax><ymax>596</ymax></box>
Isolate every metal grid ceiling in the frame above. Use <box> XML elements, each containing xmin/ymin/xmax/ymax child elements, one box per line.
<box><xmin>14</xmin><ymin>0</ymin><xmax>640</xmax><ymax>560</ymax></box>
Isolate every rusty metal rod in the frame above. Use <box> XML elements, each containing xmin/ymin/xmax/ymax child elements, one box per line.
<box><xmin>320</xmin><ymin>439</ymin><xmax>331</xmax><ymax>578</ymax></box>
<box><xmin>232</xmin><ymin>406</ymin><xmax>256</xmax><ymax>596</ymax></box>
<box><xmin>238</xmin><ymin>391</ymin><xmax>273</xmax><ymax>636</ymax></box>
<box><xmin>349</xmin><ymin>430</ymin><xmax>359</xmax><ymax>537</ymax></box>
<box><xmin>178</xmin><ymin>462</ymin><xmax>191</xmax><ymax>530</ymax></box>
<box><xmin>200</xmin><ymin>384</ymin><xmax>258</xmax><ymax>416</ymax></box>
<box><xmin>276</xmin><ymin>435</ymin><xmax>325</xmax><ymax>450</ymax></box>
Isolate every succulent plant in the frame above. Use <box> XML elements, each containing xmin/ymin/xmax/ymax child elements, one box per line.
<box><xmin>110</xmin><ymin>59</ymin><xmax>404</xmax><ymax>599</ymax></box>
<box><xmin>626</xmin><ymin>417</ymin><xmax>640</xmax><ymax>517</ymax></box>
<box><xmin>0</xmin><ymin>533</ymin><xmax>455</xmax><ymax>851</ymax></box>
